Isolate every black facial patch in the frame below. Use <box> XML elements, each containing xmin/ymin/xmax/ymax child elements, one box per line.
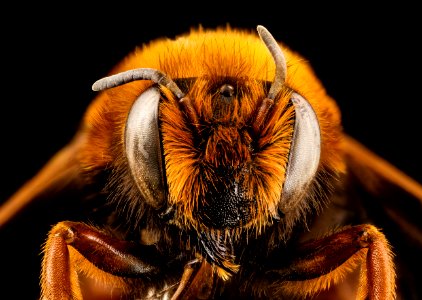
<box><xmin>196</xmin><ymin>172</ymin><xmax>253</xmax><ymax>229</ymax></box>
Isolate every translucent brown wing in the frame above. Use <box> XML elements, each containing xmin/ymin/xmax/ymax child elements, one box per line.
<box><xmin>0</xmin><ymin>132</ymin><xmax>109</xmax><ymax>299</ymax></box>
<box><xmin>0</xmin><ymin>134</ymin><xmax>85</xmax><ymax>228</ymax></box>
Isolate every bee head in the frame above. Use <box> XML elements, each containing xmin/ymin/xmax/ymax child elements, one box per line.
<box><xmin>92</xmin><ymin>26</ymin><xmax>322</xmax><ymax>237</ymax></box>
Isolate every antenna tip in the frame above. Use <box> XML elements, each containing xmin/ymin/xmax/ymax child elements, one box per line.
<box><xmin>91</xmin><ymin>81</ymin><xmax>101</xmax><ymax>91</ymax></box>
<box><xmin>256</xmin><ymin>25</ymin><xmax>268</xmax><ymax>34</ymax></box>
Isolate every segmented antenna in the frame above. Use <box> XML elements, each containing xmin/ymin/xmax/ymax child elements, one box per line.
<box><xmin>92</xmin><ymin>68</ymin><xmax>185</xmax><ymax>99</ymax></box>
<box><xmin>256</xmin><ymin>25</ymin><xmax>287</xmax><ymax>100</ymax></box>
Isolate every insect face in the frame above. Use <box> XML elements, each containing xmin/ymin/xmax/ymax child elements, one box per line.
<box><xmin>90</xmin><ymin>26</ymin><xmax>337</xmax><ymax>244</ymax></box>
<box><xmin>162</xmin><ymin>76</ymin><xmax>294</xmax><ymax>231</ymax></box>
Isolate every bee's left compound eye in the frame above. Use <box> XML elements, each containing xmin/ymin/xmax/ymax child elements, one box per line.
<box><xmin>281</xmin><ymin>92</ymin><xmax>321</xmax><ymax>209</ymax></box>
<box><xmin>125</xmin><ymin>87</ymin><xmax>166</xmax><ymax>208</ymax></box>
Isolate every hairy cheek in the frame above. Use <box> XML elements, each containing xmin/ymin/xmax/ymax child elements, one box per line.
<box><xmin>251</xmin><ymin>154</ymin><xmax>287</xmax><ymax>213</ymax></box>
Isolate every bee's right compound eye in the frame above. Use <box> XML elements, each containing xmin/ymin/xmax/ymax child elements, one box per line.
<box><xmin>125</xmin><ymin>87</ymin><xmax>166</xmax><ymax>208</ymax></box>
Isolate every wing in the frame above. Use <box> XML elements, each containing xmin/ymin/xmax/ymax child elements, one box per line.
<box><xmin>0</xmin><ymin>131</ymin><xmax>110</xmax><ymax>299</ymax></box>
<box><xmin>341</xmin><ymin>135</ymin><xmax>422</xmax><ymax>300</ymax></box>
<box><xmin>0</xmin><ymin>132</ymin><xmax>102</xmax><ymax>229</ymax></box>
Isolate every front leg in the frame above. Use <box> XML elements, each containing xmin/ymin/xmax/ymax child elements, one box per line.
<box><xmin>41</xmin><ymin>221</ymin><xmax>171</xmax><ymax>300</ymax></box>
<box><xmin>258</xmin><ymin>225</ymin><xmax>396</xmax><ymax>299</ymax></box>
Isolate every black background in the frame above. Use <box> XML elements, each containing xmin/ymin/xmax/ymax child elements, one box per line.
<box><xmin>1</xmin><ymin>2</ymin><xmax>421</xmax><ymax>299</ymax></box>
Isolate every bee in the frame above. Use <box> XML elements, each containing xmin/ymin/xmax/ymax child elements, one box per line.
<box><xmin>1</xmin><ymin>24</ymin><xmax>421</xmax><ymax>299</ymax></box>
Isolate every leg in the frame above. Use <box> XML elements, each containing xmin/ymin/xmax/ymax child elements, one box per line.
<box><xmin>170</xmin><ymin>259</ymin><xmax>216</xmax><ymax>300</ymax></box>
<box><xmin>40</xmin><ymin>221</ymin><xmax>168</xmax><ymax>300</ymax></box>
<box><xmin>261</xmin><ymin>225</ymin><xmax>396</xmax><ymax>299</ymax></box>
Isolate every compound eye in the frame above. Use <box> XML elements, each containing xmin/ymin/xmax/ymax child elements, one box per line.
<box><xmin>125</xmin><ymin>87</ymin><xmax>166</xmax><ymax>208</ymax></box>
<box><xmin>282</xmin><ymin>92</ymin><xmax>321</xmax><ymax>209</ymax></box>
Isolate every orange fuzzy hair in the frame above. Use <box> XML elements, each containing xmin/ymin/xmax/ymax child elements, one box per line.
<box><xmin>79</xmin><ymin>25</ymin><xmax>345</xmax><ymax>234</ymax></box>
